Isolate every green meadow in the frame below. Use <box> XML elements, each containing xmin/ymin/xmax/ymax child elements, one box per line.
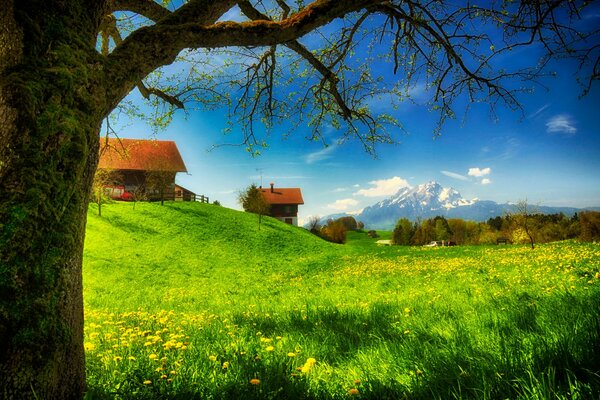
<box><xmin>83</xmin><ymin>202</ymin><xmax>600</xmax><ymax>399</ymax></box>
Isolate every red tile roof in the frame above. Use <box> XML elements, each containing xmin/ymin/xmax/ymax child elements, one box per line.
<box><xmin>98</xmin><ymin>138</ymin><xmax>187</xmax><ymax>172</ymax></box>
<box><xmin>260</xmin><ymin>187</ymin><xmax>304</xmax><ymax>205</ymax></box>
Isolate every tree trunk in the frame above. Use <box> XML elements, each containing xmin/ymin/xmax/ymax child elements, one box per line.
<box><xmin>0</xmin><ymin>1</ymin><xmax>105</xmax><ymax>398</ymax></box>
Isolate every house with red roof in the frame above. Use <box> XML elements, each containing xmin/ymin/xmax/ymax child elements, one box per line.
<box><xmin>260</xmin><ymin>183</ymin><xmax>304</xmax><ymax>226</ymax></box>
<box><xmin>98</xmin><ymin>138</ymin><xmax>196</xmax><ymax>201</ymax></box>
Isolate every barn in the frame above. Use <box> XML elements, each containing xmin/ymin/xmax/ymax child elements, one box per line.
<box><xmin>97</xmin><ymin>138</ymin><xmax>195</xmax><ymax>201</ymax></box>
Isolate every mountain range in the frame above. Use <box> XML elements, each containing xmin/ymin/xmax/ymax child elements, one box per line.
<box><xmin>320</xmin><ymin>181</ymin><xmax>596</xmax><ymax>230</ymax></box>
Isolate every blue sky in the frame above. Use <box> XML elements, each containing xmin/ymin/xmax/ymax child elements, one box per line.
<box><xmin>108</xmin><ymin>4</ymin><xmax>600</xmax><ymax>224</ymax></box>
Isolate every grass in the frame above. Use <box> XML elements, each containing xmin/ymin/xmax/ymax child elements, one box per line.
<box><xmin>83</xmin><ymin>201</ymin><xmax>600</xmax><ymax>399</ymax></box>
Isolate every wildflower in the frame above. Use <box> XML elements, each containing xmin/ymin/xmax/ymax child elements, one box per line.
<box><xmin>113</xmin><ymin>356</ymin><xmax>122</xmax><ymax>362</ymax></box>
<box><xmin>287</xmin><ymin>352</ymin><xmax>296</xmax><ymax>357</ymax></box>
<box><xmin>249</xmin><ymin>378</ymin><xmax>261</xmax><ymax>385</ymax></box>
<box><xmin>84</xmin><ymin>343</ymin><xmax>96</xmax><ymax>351</ymax></box>
<box><xmin>128</xmin><ymin>356</ymin><xmax>136</xmax><ymax>361</ymax></box>
<box><xmin>348</xmin><ymin>388</ymin><xmax>360</xmax><ymax>395</ymax></box>
<box><xmin>209</xmin><ymin>355</ymin><xmax>217</xmax><ymax>362</ymax></box>
<box><xmin>265</xmin><ymin>346</ymin><xmax>275</xmax><ymax>352</ymax></box>
<box><xmin>160</xmin><ymin>374</ymin><xmax>168</xmax><ymax>379</ymax></box>
<box><xmin>301</xmin><ymin>358</ymin><xmax>317</xmax><ymax>373</ymax></box>
<box><xmin>148</xmin><ymin>354</ymin><xmax>158</xmax><ymax>360</ymax></box>
<box><xmin>143</xmin><ymin>380</ymin><xmax>152</xmax><ymax>385</ymax></box>
<box><xmin>222</xmin><ymin>361</ymin><xmax>229</xmax><ymax>370</ymax></box>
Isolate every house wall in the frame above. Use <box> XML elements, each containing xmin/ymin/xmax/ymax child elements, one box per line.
<box><xmin>270</xmin><ymin>204</ymin><xmax>298</xmax><ymax>218</ymax></box>
<box><xmin>274</xmin><ymin>216</ymin><xmax>299</xmax><ymax>226</ymax></box>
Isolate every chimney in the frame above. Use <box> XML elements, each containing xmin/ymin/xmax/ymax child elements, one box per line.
<box><xmin>270</xmin><ymin>182</ymin><xmax>274</xmax><ymax>193</ymax></box>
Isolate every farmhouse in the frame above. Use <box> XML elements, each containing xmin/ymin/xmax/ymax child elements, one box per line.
<box><xmin>260</xmin><ymin>183</ymin><xmax>304</xmax><ymax>226</ymax></box>
<box><xmin>98</xmin><ymin>138</ymin><xmax>195</xmax><ymax>201</ymax></box>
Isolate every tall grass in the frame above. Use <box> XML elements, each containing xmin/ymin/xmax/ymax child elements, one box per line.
<box><xmin>83</xmin><ymin>202</ymin><xmax>600</xmax><ymax>399</ymax></box>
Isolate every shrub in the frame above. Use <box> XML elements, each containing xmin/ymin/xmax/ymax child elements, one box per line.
<box><xmin>580</xmin><ymin>211</ymin><xmax>600</xmax><ymax>242</ymax></box>
<box><xmin>320</xmin><ymin>220</ymin><xmax>347</xmax><ymax>244</ymax></box>
<box><xmin>336</xmin><ymin>216</ymin><xmax>358</xmax><ymax>231</ymax></box>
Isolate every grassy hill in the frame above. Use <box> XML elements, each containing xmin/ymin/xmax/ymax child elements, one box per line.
<box><xmin>83</xmin><ymin>202</ymin><xmax>600</xmax><ymax>399</ymax></box>
<box><xmin>84</xmin><ymin>202</ymin><xmax>342</xmax><ymax>312</ymax></box>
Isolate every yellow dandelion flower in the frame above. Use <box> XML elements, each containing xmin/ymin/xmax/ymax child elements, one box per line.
<box><xmin>265</xmin><ymin>346</ymin><xmax>275</xmax><ymax>352</ymax></box>
<box><xmin>128</xmin><ymin>356</ymin><xmax>136</xmax><ymax>361</ymax></box>
<box><xmin>160</xmin><ymin>374</ymin><xmax>168</xmax><ymax>379</ymax></box>
<box><xmin>84</xmin><ymin>343</ymin><xmax>96</xmax><ymax>351</ymax></box>
<box><xmin>348</xmin><ymin>388</ymin><xmax>360</xmax><ymax>395</ymax></box>
<box><xmin>170</xmin><ymin>370</ymin><xmax>177</xmax><ymax>375</ymax></box>
<box><xmin>209</xmin><ymin>355</ymin><xmax>217</xmax><ymax>362</ymax></box>
<box><xmin>287</xmin><ymin>352</ymin><xmax>296</xmax><ymax>357</ymax></box>
<box><xmin>222</xmin><ymin>361</ymin><xmax>229</xmax><ymax>369</ymax></box>
<box><xmin>249</xmin><ymin>378</ymin><xmax>261</xmax><ymax>385</ymax></box>
<box><xmin>148</xmin><ymin>354</ymin><xmax>158</xmax><ymax>360</ymax></box>
<box><xmin>275</xmin><ymin>336</ymin><xmax>282</xmax><ymax>340</ymax></box>
<box><xmin>143</xmin><ymin>380</ymin><xmax>152</xmax><ymax>385</ymax></box>
<box><xmin>113</xmin><ymin>356</ymin><xmax>122</xmax><ymax>362</ymax></box>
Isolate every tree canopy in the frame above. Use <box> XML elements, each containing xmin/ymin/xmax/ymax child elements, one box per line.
<box><xmin>99</xmin><ymin>0</ymin><xmax>599</xmax><ymax>153</ymax></box>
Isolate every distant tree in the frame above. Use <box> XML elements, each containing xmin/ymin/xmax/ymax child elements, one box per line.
<box><xmin>129</xmin><ymin>180</ymin><xmax>147</xmax><ymax>210</ymax></box>
<box><xmin>508</xmin><ymin>199</ymin><xmax>539</xmax><ymax>249</ymax></box>
<box><xmin>448</xmin><ymin>219</ymin><xmax>467</xmax><ymax>245</ymax></box>
<box><xmin>487</xmin><ymin>216</ymin><xmax>503</xmax><ymax>231</ymax></box>
<box><xmin>336</xmin><ymin>216</ymin><xmax>358</xmax><ymax>231</ymax></box>
<box><xmin>434</xmin><ymin>216</ymin><xmax>452</xmax><ymax>241</ymax></box>
<box><xmin>392</xmin><ymin>218</ymin><xmax>413</xmax><ymax>245</ymax></box>
<box><xmin>91</xmin><ymin>168</ymin><xmax>122</xmax><ymax>217</ymax></box>
<box><xmin>239</xmin><ymin>184</ymin><xmax>271</xmax><ymax>230</ymax></box>
<box><xmin>412</xmin><ymin>219</ymin><xmax>435</xmax><ymax>245</ymax></box>
<box><xmin>320</xmin><ymin>219</ymin><xmax>347</xmax><ymax>244</ymax></box>
<box><xmin>579</xmin><ymin>211</ymin><xmax>600</xmax><ymax>242</ymax></box>
<box><xmin>307</xmin><ymin>215</ymin><xmax>322</xmax><ymax>233</ymax></box>
<box><xmin>212</xmin><ymin>200</ymin><xmax>221</xmax><ymax>206</ymax></box>
<box><xmin>145</xmin><ymin>169</ymin><xmax>176</xmax><ymax>206</ymax></box>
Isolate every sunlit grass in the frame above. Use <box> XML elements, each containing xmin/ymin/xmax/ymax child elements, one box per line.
<box><xmin>83</xmin><ymin>202</ymin><xmax>600</xmax><ymax>399</ymax></box>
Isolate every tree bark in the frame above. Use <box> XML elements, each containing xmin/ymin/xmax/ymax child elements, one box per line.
<box><xmin>0</xmin><ymin>1</ymin><xmax>105</xmax><ymax>398</ymax></box>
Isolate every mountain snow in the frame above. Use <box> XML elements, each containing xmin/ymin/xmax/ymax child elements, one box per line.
<box><xmin>317</xmin><ymin>180</ymin><xmax>586</xmax><ymax>230</ymax></box>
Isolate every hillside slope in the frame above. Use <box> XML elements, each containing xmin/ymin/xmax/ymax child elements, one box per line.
<box><xmin>83</xmin><ymin>202</ymin><xmax>341</xmax><ymax>312</ymax></box>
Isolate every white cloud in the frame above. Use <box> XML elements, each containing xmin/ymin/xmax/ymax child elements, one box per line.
<box><xmin>354</xmin><ymin>176</ymin><xmax>410</xmax><ymax>197</ymax></box>
<box><xmin>480</xmin><ymin>178</ymin><xmax>492</xmax><ymax>185</ymax></box>
<box><xmin>331</xmin><ymin>187</ymin><xmax>347</xmax><ymax>193</ymax></box>
<box><xmin>441</xmin><ymin>170</ymin><xmax>468</xmax><ymax>181</ymax></box>
<box><xmin>304</xmin><ymin>145</ymin><xmax>337</xmax><ymax>164</ymax></box>
<box><xmin>468</xmin><ymin>167</ymin><xmax>491</xmax><ymax>177</ymax></box>
<box><xmin>327</xmin><ymin>198</ymin><xmax>359</xmax><ymax>211</ymax></box>
<box><xmin>546</xmin><ymin>115</ymin><xmax>577</xmax><ymax>135</ymax></box>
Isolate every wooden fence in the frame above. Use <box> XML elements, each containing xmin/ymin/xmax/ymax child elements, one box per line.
<box><xmin>147</xmin><ymin>193</ymin><xmax>209</xmax><ymax>203</ymax></box>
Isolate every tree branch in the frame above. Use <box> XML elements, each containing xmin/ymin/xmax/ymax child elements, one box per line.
<box><xmin>103</xmin><ymin>0</ymin><xmax>376</xmax><ymax>114</ymax></box>
<box><xmin>108</xmin><ymin>0</ymin><xmax>171</xmax><ymax>22</ymax></box>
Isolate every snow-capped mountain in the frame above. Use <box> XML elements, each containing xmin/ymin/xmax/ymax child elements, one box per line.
<box><xmin>357</xmin><ymin>181</ymin><xmax>476</xmax><ymax>228</ymax></box>
<box><xmin>318</xmin><ymin>181</ymin><xmax>587</xmax><ymax>230</ymax></box>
